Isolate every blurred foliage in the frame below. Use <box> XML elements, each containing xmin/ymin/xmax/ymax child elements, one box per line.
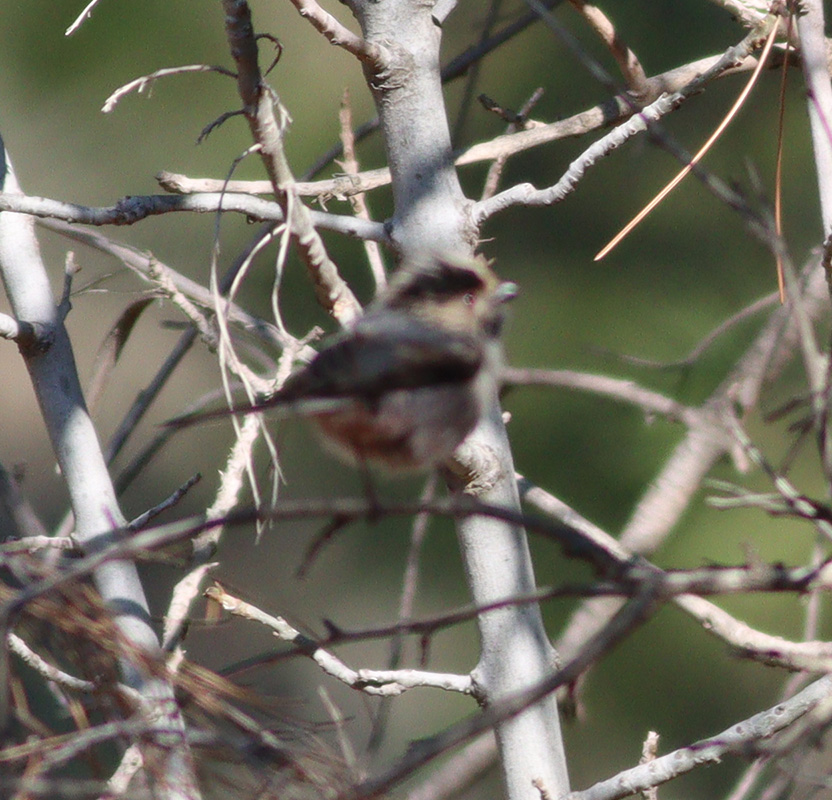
<box><xmin>1</xmin><ymin>1</ymin><xmax>831</xmax><ymax>798</ymax></box>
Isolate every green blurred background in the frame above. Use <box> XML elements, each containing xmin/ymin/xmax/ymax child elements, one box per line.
<box><xmin>1</xmin><ymin>1</ymin><xmax>830</xmax><ymax>797</ymax></box>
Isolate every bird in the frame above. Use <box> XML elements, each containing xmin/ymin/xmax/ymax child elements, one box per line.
<box><xmin>176</xmin><ymin>253</ymin><xmax>517</xmax><ymax>473</ymax></box>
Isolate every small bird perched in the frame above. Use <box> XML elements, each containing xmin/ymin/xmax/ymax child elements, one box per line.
<box><xmin>176</xmin><ymin>254</ymin><xmax>516</xmax><ymax>472</ymax></box>
<box><xmin>274</xmin><ymin>254</ymin><xmax>516</xmax><ymax>471</ymax></box>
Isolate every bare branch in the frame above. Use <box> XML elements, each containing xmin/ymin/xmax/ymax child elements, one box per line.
<box><xmin>479</xmin><ymin>87</ymin><xmax>545</xmax><ymax>201</ymax></box>
<box><xmin>102</xmin><ymin>64</ymin><xmax>236</xmax><ymax>113</ymax></box>
<box><xmin>704</xmin><ymin>0</ymin><xmax>771</xmax><ymax>27</ymax></box>
<box><xmin>0</xmin><ymin>312</ymin><xmax>37</xmax><ymax>344</ymax></box>
<box><xmin>639</xmin><ymin>730</ymin><xmax>660</xmax><ymax>800</ymax></box>
<box><xmin>676</xmin><ymin>594</ymin><xmax>832</xmax><ymax>672</ymax></box>
<box><xmin>0</xmin><ymin>535</ymin><xmax>75</xmax><ymax>553</ymax></box>
<box><xmin>299</xmin><ymin>0</ymin><xmax>565</xmax><ymax>180</ymax></box>
<box><xmin>567</xmin><ymin>676</ymin><xmax>832</xmax><ymax>800</ymax></box>
<box><xmin>127</xmin><ymin>474</ymin><xmax>201</xmax><ymax>531</ymax></box>
<box><xmin>798</xmin><ymin>0</ymin><xmax>832</xmax><ymax>239</ymax></box>
<box><xmin>720</xmin><ymin>415</ymin><xmax>832</xmax><ymax>541</ymax></box>
<box><xmin>206</xmin><ymin>585</ymin><xmax>475</xmax><ymax>696</ymax></box>
<box><xmin>157</xmin><ymin>166</ymin><xmax>393</xmax><ymax>199</ymax></box>
<box><xmin>596</xmin><ymin>16</ymin><xmax>780</xmax><ymax>260</ymax></box>
<box><xmin>0</xmin><ymin>190</ymin><xmax>386</xmax><ymax>242</ymax></box>
<box><xmin>8</xmin><ymin>633</ymin><xmax>96</xmax><ymax>693</ymax></box>
<box><xmin>38</xmin><ymin>218</ymin><xmax>292</xmax><ymax>349</ymax></box>
<box><xmin>353</xmin><ymin>589</ymin><xmax>658</xmax><ymax>800</ymax></box>
<box><xmin>0</xmin><ymin>462</ymin><xmax>48</xmax><ymax>541</ymax></box>
<box><xmin>161</xmin><ymin>44</ymin><xmax>785</xmax><ymax>212</ymax></box>
<box><xmin>85</xmin><ymin>297</ymin><xmax>156</xmax><ymax>416</ymax></box>
<box><xmin>566</xmin><ymin>0</ymin><xmax>648</xmax><ymax>93</ymax></box>
<box><xmin>162</xmin><ymin>563</ymin><xmax>217</xmax><ymax>652</ymax></box>
<box><xmin>338</xmin><ymin>88</ymin><xmax>386</xmax><ymax>289</ymax></box>
<box><xmin>0</xmin><ymin>137</ymin><xmax>200</xmax><ymax>798</ymax></box>
<box><xmin>502</xmin><ymin>368</ymin><xmax>702</xmax><ymax>426</ymax></box>
<box><xmin>64</xmin><ymin>0</ymin><xmax>106</xmax><ymax>35</ymax></box>
<box><xmin>405</xmin><ymin>735</ymin><xmax>497</xmax><ymax>800</ymax></box>
<box><xmin>148</xmin><ymin>257</ymin><xmax>217</xmax><ymax>348</ymax></box>
<box><xmin>610</xmin><ymin>291</ymin><xmax>778</xmax><ymax>369</ymax></box>
<box><xmin>475</xmin><ymin>12</ymin><xmax>782</xmax><ymax>224</ymax></box>
<box><xmin>459</xmin><ymin>51</ymin><xmax>787</xmax><ymax>168</ymax></box>
<box><xmin>285</xmin><ymin>0</ymin><xmax>389</xmax><ymax>68</ymax></box>
<box><xmin>4</xmin><ymin>716</ymin><xmax>153</xmax><ymax>776</ymax></box>
<box><xmin>222</xmin><ymin>0</ymin><xmax>362</xmax><ymax>324</ymax></box>
<box><xmin>555</xmin><ymin>257</ymin><xmax>830</xmax><ymax>668</ymax></box>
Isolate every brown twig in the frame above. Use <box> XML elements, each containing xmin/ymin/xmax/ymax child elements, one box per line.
<box><xmin>566</xmin><ymin>0</ymin><xmax>648</xmax><ymax>94</ymax></box>
<box><xmin>338</xmin><ymin>88</ymin><xmax>387</xmax><ymax>290</ymax></box>
<box><xmin>222</xmin><ymin>0</ymin><xmax>363</xmax><ymax>325</ymax></box>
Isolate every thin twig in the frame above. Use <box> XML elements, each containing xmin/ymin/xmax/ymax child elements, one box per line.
<box><xmin>0</xmin><ymin>190</ymin><xmax>387</xmax><ymax>243</ymax></box>
<box><xmin>476</xmin><ymin>12</ymin><xmax>782</xmax><ymax>227</ymax></box>
<box><xmin>595</xmin><ymin>16</ymin><xmax>780</xmax><ymax>260</ymax></box>
<box><xmin>338</xmin><ymin>88</ymin><xmax>386</xmax><ymax>290</ymax></box>
<box><xmin>480</xmin><ymin>87</ymin><xmax>545</xmax><ymax>201</ymax></box>
<box><xmin>451</xmin><ymin>0</ymin><xmax>504</xmax><ymax>145</ymax></box>
<box><xmin>206</xmin><ymin>585</ymin><xmax>475</xmax><ymax>696</ymax></box>
<box><xmin>157</xmin><ymin>167</ymin><xmax>394</xmax><ymax>200</ymax></box>
<box><xmin>64</xmin><ymin>0</ymin><xmax>106</xmax><ymax>35</ymax></box>
<box><xmin>284</xmin><ymin>0</ymin><xmax>388</xmax><ymax>69</ymax></box>
<box><xmin>566</xmin><ymin>676</ymin><xmax>832</xmax><ymax>800</ymax></box>
<box><xmin>222</xmin><ymin>0</ymin><xmax>363</xmax><ymax>325</ymax></box>
<box><xmin>352</xmin><ymin>589</ymin><xmax>659</xmax><ymax>800</ymax></box>
<box><xmin>127</xmin><ymin>474</ymin><xmax>201</xmax><ymax>531</ymax></box>
<box><xmin>148</xmin><ymin>258</ymin><xmax>217</xmax><ymax>348</ymax></box>
<box><xmin>676</xmin><ymin>593</ymin><xmax>832</xmax><ymax>673</ymax></box>
<box><xmin>102</xmin><ymin>65</ymin><xmax>236</xmax><ymax>113</ymax></box>
<box><xmin>502</xmin><ymin>367</ymin><xmax>702</xmax><ymax>426</ymax></box>
<box><xmin>603</xmin><ymin>291</ymin><xmax>778</xmax><ymax>370</ymax></box>
<box><xmin>566</xmin><ymin>0</ymin><xmax>647</xmax><ymax>93</ymax></box>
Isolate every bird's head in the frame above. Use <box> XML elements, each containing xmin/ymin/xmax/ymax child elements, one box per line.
<box><xmin>379</xmin><ymin>253</ymin><xmax>518</xmax><ymax>336</ymax></box>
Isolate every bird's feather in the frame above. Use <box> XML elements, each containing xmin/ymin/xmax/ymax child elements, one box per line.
<box><xmin>277</xmin><ymin>311</ymin><xmax>483</xmax><ymax>402</ymax></box>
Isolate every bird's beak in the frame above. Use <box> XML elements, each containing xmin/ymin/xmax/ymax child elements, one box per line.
<box><xmin>496</xmin><ymin>281</ymin><xmax>519</xmax><ymax>303</ymax></box>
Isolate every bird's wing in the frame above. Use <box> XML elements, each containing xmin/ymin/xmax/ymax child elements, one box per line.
<box><xmin>277</xmin><ymin>316</ymin><xmax>483</xmax><ymax>401</ymax></box>
<box><xmin>165</xmin><ymin>316</ymin><xmax>483</xmax><ymax>428</ymax></box>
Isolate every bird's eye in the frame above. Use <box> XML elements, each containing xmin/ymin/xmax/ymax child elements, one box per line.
<box><xmin>463</xmin><ymin>292</ymin><xmax>475</xmax><ymax>306</ymax></box>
